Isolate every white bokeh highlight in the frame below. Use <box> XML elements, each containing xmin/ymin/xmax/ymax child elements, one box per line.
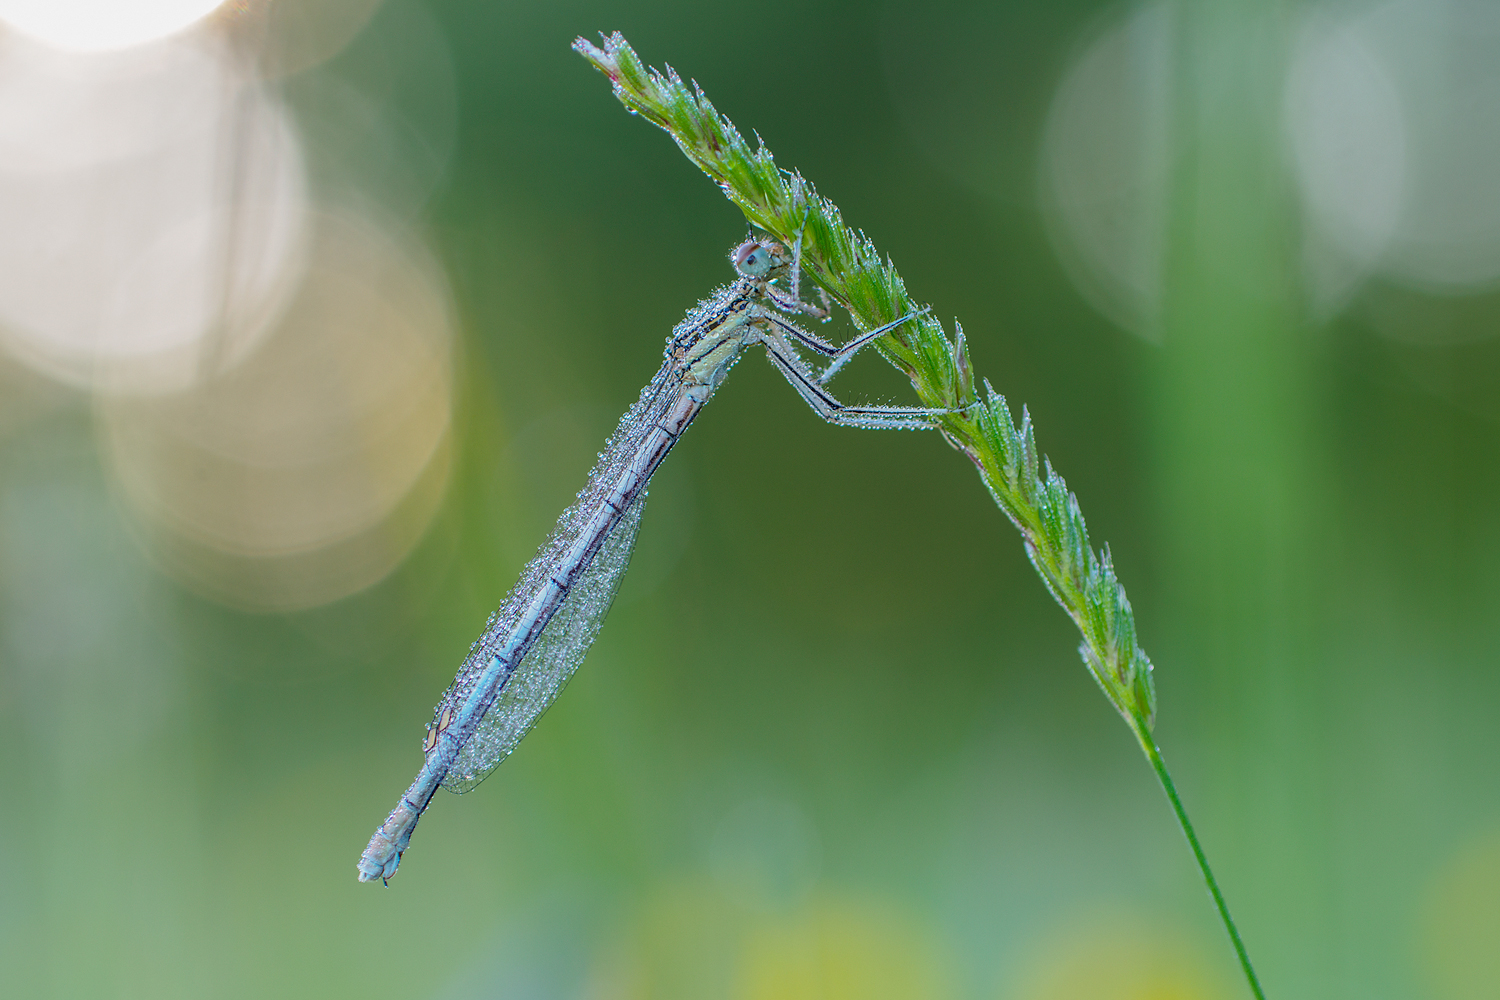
<box><xmin>1039</xmin><ymin>2</ymin><xmax>1174</xmax><ymax>340</ymax></box>
<box><xmin>1285</xmin><ymin>15</ymin><xmax>1406</xmax><ymax>315</ymax></box>
<box><xmin>97</xmin><ymin>210</ymin><xmax>455</xmax><ymax>611</ymax></box>
<box><xmin>0</xmin><ymin>0</ymin><xmax>227</xmax><ymax>53</ymax></box>
<box><xmin>1339</xmin><ymin>0</ymin><xmax>1500</xmax><ymax>291</ymax></box>
<box><xmin>0</xmin><ymin>33</ymin><xmax>308</xmax><ymax>393</ymax></box>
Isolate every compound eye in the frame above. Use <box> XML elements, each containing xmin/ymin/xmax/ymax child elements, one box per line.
<box><xmin>732</xmin><ymin>240</ymin><xmax>775</xmax><ymax>277</ymax></box>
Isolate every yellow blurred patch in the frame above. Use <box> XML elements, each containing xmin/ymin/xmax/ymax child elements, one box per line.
<box><xmin>585</xmin><ymin>881</ymin><xmax>751</xmax><ymax>1000</ymax></box>
<box><xmin>739</xmin><ymin>896</ymin><xmax>954</xmax><ymax>1000</ymax></box>
<box><xmin>1005</xmin><ymin>908</ymin><xmax>1226</xmax><ymax>1000</ymax></box>
<box><xmin>1417</xmin><ymin>826</ymin><xmax>1500</xmax><ymax>1000</ymax></box>
<box><xmin>586</xmin><ymin>882</ymin><xmax>954</xmax><ymax>1000</ymax></box>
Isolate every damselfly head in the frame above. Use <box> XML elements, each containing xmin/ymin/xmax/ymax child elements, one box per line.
<box><xmin>731</xmin><ymin>239</ymin><xmax>784</xmax><ymax>278</ymax></box>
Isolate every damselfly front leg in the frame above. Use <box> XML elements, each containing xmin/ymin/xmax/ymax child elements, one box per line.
<box><xmin>780</xmin><ymin>227</ymin><xmax>834</xmax><ymax>320</ymax></box>
<box><xmin>758</xmin><ymin>308</ymin><xmax>932</xmax><ymax>386</ymax></box>
<box><xmin>757</xmin><ymin>217</ymin><xmax>833</xmax><ymax>322</ymax></box>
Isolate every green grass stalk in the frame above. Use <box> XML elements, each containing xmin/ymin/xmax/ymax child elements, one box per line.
<box><xmin>574</xmin><ymin>32</ymin><xmax>1265</xmax><ymax>997</ymax></box>
<box><xmin>1144</xmin><ymin>738</ymin><xmax>1266</xmax><ymax>999</ymax></box>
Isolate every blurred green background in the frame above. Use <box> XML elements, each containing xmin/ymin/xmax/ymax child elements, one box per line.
<box><xmin>2</xmin><ymin>0</ymin><xmax>1499</xmax><ymax>997</ymax></box>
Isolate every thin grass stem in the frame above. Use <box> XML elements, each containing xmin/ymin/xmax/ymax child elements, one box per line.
<box><xmin>1142</xmin><ymin>736</ymin><xmax>1267</xmax><ymax>999</ymax></box>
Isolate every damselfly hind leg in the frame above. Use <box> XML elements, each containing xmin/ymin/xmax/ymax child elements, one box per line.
<box><xmin>759</xmin><ymin>328</ymin><xmax>956</xmax><ymax>431</ymax></box>
<box><xmin>765</xmin><ymin>215</ymin><xmax>833</xmax><ymax>321</ymax></box>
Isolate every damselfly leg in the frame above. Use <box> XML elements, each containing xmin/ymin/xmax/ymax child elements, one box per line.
<box><xmin>756</xmin><ymin>304</ymin><xmax>934</xmax><ymax>388</ymax></box>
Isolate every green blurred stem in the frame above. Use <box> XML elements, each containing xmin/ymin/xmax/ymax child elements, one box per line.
<box><xmin>1142</xmin><ymin>734</ymin><xmax>1266</xmax><ymax>999</ymax></box>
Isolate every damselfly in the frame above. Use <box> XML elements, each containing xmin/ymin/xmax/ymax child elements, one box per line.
<box><xmin>358</xmin><ymin>235</ymin><xmax>956</xmax><ymax>882</ymax></box>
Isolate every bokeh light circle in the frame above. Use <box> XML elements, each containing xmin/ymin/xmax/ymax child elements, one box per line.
<box><xmin>1285</xmin><ymin>12</ymin><xmax>1406</xmax><ymax>314</ymax></box>
<box><xmin>228</xmin><ymin>0</ymin><xmax>387</xmax><ymax>80</ymax></box>
<box><xmin>1358</xmin><ymin>0</ymin><xmax>1500</xmax><ymax>289</ymax></box>
<box><xmin>1291</xmin><ymin>0</ymin><xmax>1500</xmax><ymax>296</ymax></box>
<box><xmin>97</xmin><ymin>210</ymin><xmax>455</xmax><ymax>612</ymax></box>
<box><xmin>1038</xmin><ymin>2</ymin><xmax>1174</xmax><ymax>340</ymax></box>
<box><xmin>0</xmin><ymin>0</ymin><xmax>227</xmax><ymax>53</ymax></box>
<box><xmin>0</xmin><ymin>33</ymin><xmax>308</xmax><ymax>394</ymax></box>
